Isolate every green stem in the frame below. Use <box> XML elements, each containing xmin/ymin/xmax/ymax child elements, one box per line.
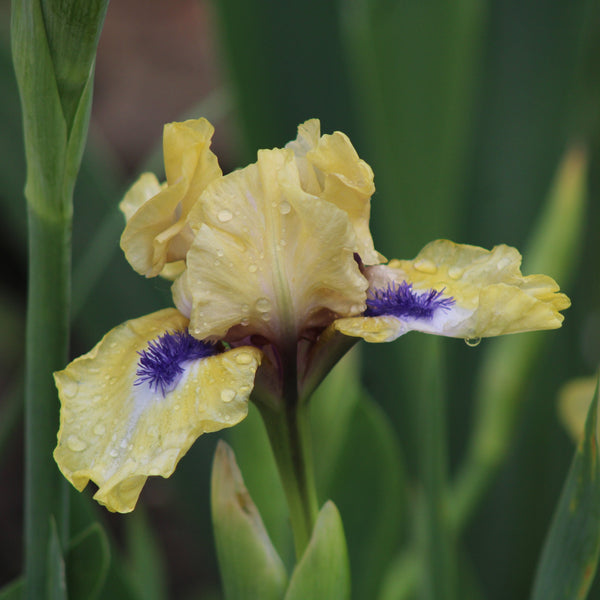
<box><xmin>417</xmin><ymin>337</ymin><xmax>455</xmax><ymax>600</ymax></box>
<box><xmin>25</xmin><ymin>207</ymin><xmax>71</xmax><ymax>597</ymax></box>
<box><xmin>258</xmin><ymin>349</ymin><xmax>319</xmax><ymax>559</ymax></box>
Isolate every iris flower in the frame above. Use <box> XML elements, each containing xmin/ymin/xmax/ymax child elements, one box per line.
<box><xmin>54</xmin><ymin>118</ymin><xmax>570</xmax><ymax>513</ymax></box>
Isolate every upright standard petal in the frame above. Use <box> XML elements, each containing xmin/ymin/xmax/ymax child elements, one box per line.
<box><xmin>54</xmin><ymin>308</ymin><xmax>261</xmax><ymax>512</ymax></box>
<box><xmin>334</xmin><ymin>240</ymin><xmax>570</xmax><ymax>342</ymax></box>
<box><xmin>120</xmin><ymin>118</ymin><xmax>222</xmax><ymax>277</ymax></box>
<box><xmin>177</xmin><ymin>147</ymin><xmax>368</xmax><ymax>343</ymax></box>
<box><xmin>287</xmin><ymin>119</ymin><xmax>383</xmax><ymax>265</ymax></box>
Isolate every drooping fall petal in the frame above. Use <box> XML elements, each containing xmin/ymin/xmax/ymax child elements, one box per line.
<box><xmin>54</xmin><ymin>308</ymin><xmax>261</xmax><ymax>512</ymax></box>
<box><xmin>334</xmin><ymin>240</ymin><xmax>570</xmax><ymax>342</ymax></box>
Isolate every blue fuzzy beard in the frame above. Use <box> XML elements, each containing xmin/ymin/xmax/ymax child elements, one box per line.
<box><xmin>135</xmin><ymin>330</ymin><xmax>216</xmax><ymax>396</ymax></box>
<box><xmin>365</xmin><ymin>281</ymin><xmax>455</xmax><ymax>320</ymax></box>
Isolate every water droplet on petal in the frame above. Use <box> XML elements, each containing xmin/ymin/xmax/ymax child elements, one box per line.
<box><xmin>464</xmin><ymin>337</ymin><xmax>481</xmax><ymax>347</ymax></box>
<box><xmin>255</xmin><ymin>297</ymin><xmax>271</xmax><ymax>312</ymax></box>
<box><xmin>220</xmin><ymin>389</ymin><xmax>236</xmax><ymax>403</ymax></box>
<box><xmin>109</xmin><ymin>449</ymin><xmax>119</xmax><ymax>458</ymax></box>
<box><xmin>216</xmin><ymin>249</ymin><xmax>224</xmax><ymax>257</ymax></box>
<box><xmin>217</xmin><ymin>209</ymin><xmax>233</xmax><ymax>223</ymax></box>
<box><xmin>248</xmin><ymin>264</ymin><xmax>258</xmax><ymax>273</ymax></box>
<box><xmin>235</xmin><ymin>351</ymin><xmax>253</xmax><ymax>365</ymax></box>
<box><xmin>414</xmin><ymin>259</ymin><xmax>438</xmax><ymax>274</ymax></box>
<box><xmin>241</xmin><ymin>303</ymin><xmax>250</xmax><ymax>314</ymax></box>
<box><xmin>93</xmin><ymin>423</ymin><xmax>106</xmax><ymax>436</ymax></box>
<box><xmin>448</xmin><ymin>267</ymin><xmax>463</xmax><ymax>280</ymax></box>
<box><xmin>240</xmin><ymin>317</ymin><xmax>250</xmax><ymax>327</ymax></box>
<box><xmin>279</xmin><ymin>201</ymin><xmax>291</xmax><ymax>215</ymax></box>
<box><xmin>66</xmin><ymin>435</ymin><xmax>87</xmax><ymax>452</ymax></box>
<box><xmin>61</xmin><ymin>379</ymin><xmax>79</xmax><ymax>398</ymax></box>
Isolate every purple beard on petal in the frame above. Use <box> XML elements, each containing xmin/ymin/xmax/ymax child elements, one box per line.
<box><xmin>364</xmin><ymin>281</ymin><xmax>455</xmax><ymax>320</ymax></box>
<box><xmin>135</xmin><ymin>330</ymin><xmax>216</xmax><ymax>397</ymax></box>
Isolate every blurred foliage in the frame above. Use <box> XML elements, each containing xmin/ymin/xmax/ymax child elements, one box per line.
<box><xmin>2</xmin><ymin>0</ymin><xmax>600</xmax><ymax>598</ymax></box>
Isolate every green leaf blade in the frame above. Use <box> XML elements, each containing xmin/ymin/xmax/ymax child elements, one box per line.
<box><xmin>530</xmin><ymin>379</ymin><xmax>600</xmax><ymax>600</ymax></box>
<box><xmin>284</xmin><ymin>501</ymin><xmax>350</xmax><ymax>600</ymax></box>
<box><xmin>211</xmin><ymin>440</ymin><xmax>288</xmax><ymax>600</ymax></box>
<box><xmin>66</xmin><ymin>522</ymin><xmax>110</xmax><ymax>600</ymax></box>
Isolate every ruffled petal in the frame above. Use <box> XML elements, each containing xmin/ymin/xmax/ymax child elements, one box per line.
<box><xmin>335</xmin><ymin>240</ymin><xmax>570</xmax><ymax>343</ymax></box>
<box><xmin>287</xmin><ymin>119</ymin><xmax>383</xmax><ymax>265</ymax></box>
<box><xmin>120</xmin><ymin>118</ymin><xmax>222</xmax><ymax>277</ymax></box>
<box><xmin>54</xmin><ymin>308</ymin><xmax>261</xmax><ymax>513</ymax></box>
<box><xmin>180</xmin><ymin>147</ymin><xmax>368</xmax><ymax>343</ymax></box>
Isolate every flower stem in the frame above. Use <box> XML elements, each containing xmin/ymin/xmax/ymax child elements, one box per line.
<box><xmin>258</xmin><ymin>349</ymin><xmax>319</xmax><ymax>559</ymax></box>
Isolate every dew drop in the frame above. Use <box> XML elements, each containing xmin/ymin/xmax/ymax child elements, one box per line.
<box><xmin>109</xmin><ymin>448</ymin><xmax>119</xmax><ymax>458</ymax></box>
<box><xmin>414</xmin><ymin>259</ymin><xmax>438</xmax><ymax>274</ymax></box>
<box><xmin>66</xmin><ymin>435</ymin><xmax>87</xmax><ymax>452</ymax></box>
<box><xmin>93</xmin><ymin>423</ymin><xmax>106</xmax><ymax>436</ymax></box>
<box><xmin>220</xmin><ymin>389</ymin><xmax>236</xmax><ymax>403</ymax></box>
<box><xmin>147</xmin><ymin>425</ymin><xmax>159</xmax><ymax>438</ymax></box>
<box><xmin>235</xmin><ymin>351</ymin><xmax>253</xmax><ymax>365</ymax></box>
<box><xmin>216</xmin><ymin>248</ymin><xmax>224</xmax><ymax>257</ymax></box>
<box><xmin>279</xmin><ymin>201</ymin><xmax>291</xmax><ymax>215</ymax></box>
<box><xmin>448</xmin><ymin>267</ymin><xmax>463</xmax><ymax>280</ymax></box>
<box><xmin>248</xmin><ymin>264</ymin><xmax>258</xmax><ymax>273</ymax></box>
<box><xmin>241</xmin><ymin>303</ymin><xmax>250</xmax><ymax>314</ymax></box>
<box><xmin>61</xmin><ymin>379</ymin><xmax>79</xmax><ymax>398</ymax></box>
<box><xmin>255</xmin><ymin>297</ymin><xmax>271</xmax><ymax>312</ymax></box>
<box><xmin>464</xmin><ymin>337</ymin><xmax>482</xmax><ymax>348</ymax></box>
<box><xmin>217</xmin><ymin>209</ymin><xmax>233</xmax><ymax>223</ymax></box>
<box><xmin>120</xmin><ymin>439</ymin><xmax>129</xmax><ymax>449</ymax></box>
<box><xmin>240</xmin><ymin>317</ymin><xmax>250</xmax><ymax>326</ymax></box>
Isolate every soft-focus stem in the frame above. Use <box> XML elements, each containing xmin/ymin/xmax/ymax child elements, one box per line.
<box><xmin>258</xmin><ymin>348</ymin><xmax>319</xmax><ymax>559</ymax></box>
<box><xmin>417</xmin><ymin>337</ymin><xmax>455</xmax><ymax>600</ymax></box>
<box><xmin>25</xmin><ymin>207</ymin><xmax>72</xmax><ymax>597</ymax></box>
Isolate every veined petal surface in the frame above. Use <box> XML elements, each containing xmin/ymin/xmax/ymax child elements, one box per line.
<box><xmin>335</xmin><ymin>240</ymin><xmax>570</xmax><ymax>342</ymax></box>
<box><xmin>287</xmin><ymin>119</ymin><xmax>383</xmax><ymax>265</ymax></box>
<box><xmin>178</xmin><ymin>147</ymin><xmax>368</xmax><ymax>343</ymax></box>
<box><xmin>54</xmin><ymin>308</ymin><xmax>261</xmax><ymax>513</ymax></box>
<box><xmin>120</xmin><ymin>118</ymin><xmax>222</xmax><ymax>277</ymax></box>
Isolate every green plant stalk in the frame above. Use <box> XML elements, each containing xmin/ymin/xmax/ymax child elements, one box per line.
<box><xmin>417</xmin><ymin>337</ymin><xmax>455</xmax><ymax>600</ymax></box>
<box><xmin>25</xmin><ymin>208</ymin><xmax>72</xmax><ymax>598</ymax></box>
<box><xmin>258</xmin><ymin>351</ymin><xmax>319</xmax><ymax>559</ymax></box>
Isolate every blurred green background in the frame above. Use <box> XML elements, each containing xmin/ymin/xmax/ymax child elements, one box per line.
<box><xmin>1</xmin><ymin>0</ymin><xmax>599</xmax><ymax>598</ymax></box>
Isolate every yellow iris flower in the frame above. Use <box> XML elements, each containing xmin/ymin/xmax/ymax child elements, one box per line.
<box><xmin>54</xmin><ymin>118</ymin><xmax>570</xmax><ymax>512</ymax></box>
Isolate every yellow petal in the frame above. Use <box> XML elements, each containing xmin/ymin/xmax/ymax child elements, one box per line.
<box><xmin>287</xmin><ymin>119</ymin><xmax>383</xmax><ymax>265</ymax></box>
<box><xmin>54</xmin><ymin>308</ymin><xmax>261</xmax><ymax>513</ymax></box>
<box><xmin>333</xmin><ymin>316</ymin><xmax>407</xmax><ymax>343</ymax></box>
<box><xmin>179</xmin><ymin>147</ymin><xmax>368</xmax><ymax>342</ymax></box>
<box><xmin>119</xmin><ymin>173</ymin><xmax>163</xmax><ymax>221</ymax></box>
<box><xmin>120</xmin><ymin>118</ymin><xmax>222</xmax><ymax>277</ymax></box>
<box><xmin>335</xmin><ymin>239</ymin><xmax>570</xmax><ymax>343</ymax></box>
<box><xmin>558</xmin><ymin>376</ymin><xmax>598</xmax><ymax>443</ymax></box>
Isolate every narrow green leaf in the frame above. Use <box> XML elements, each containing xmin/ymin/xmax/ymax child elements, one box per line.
<box><xmin>211</xmin><ymin>440</ymin><xmax>288</xmax><ymax>600</ymax></box>
<box><xmin>417</xmin><ymin>337</ymin><xmax>456</xmax><ymax>600</ymax></box>
<box><xmin>284</xmin><ymin>501</ymin><xmax>350</xmax><ymax>600</ymax></box>
<box><xmin>66</xmin><ymin>522</ymin><xmax>110</xmax><ymax>600</ymax></box>
<box><xmin>0</xmin><ymin>579</ymin><xmax>24</xmax><ymax>600</ymax></box>
<box><xmin>321</xmin><ymin>396</ymin><xmax>405</xmax><ymax>600</ymax></box>
<box><xmin>47</xmin><ymin>518</ymin><xmax>67</xmax><ymax>600</ymax></box>
<box><xmin>125</xmin><ymin>510</ymin><xmax>168</xmax><ymax>600</ymax></box>
<box><xmin>530</xmin><ymin>379</ymin><xmax>600</xmax><ymax>599</ymax></box>
<box><xmin>312</xmin><ymin>351</ymin><xmax>405</xmax><ymax>600</ymax></box>
<box><xmin>450</xmin><ymin>145</ymin><xmax>589</xmax><ymax>533</ymax></box>
<box><xmin>39</xmin><ymin>0</ymin><xmax>108</xmax><ymax>129</ymax></box>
